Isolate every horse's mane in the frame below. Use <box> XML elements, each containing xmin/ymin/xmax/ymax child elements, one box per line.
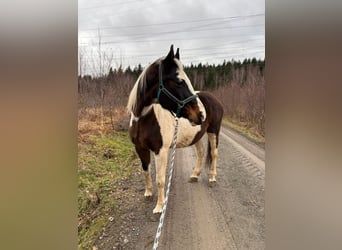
<box><xmin>127</xmin><ymin>57</ymin><xmax>163</xmax><ymax>115</ymax></box>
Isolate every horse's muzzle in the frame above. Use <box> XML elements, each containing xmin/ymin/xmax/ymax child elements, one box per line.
<box><xmin>181</xmin><ymin>102</ymin><xmax>204</xmax><ymax>125</ymax></box>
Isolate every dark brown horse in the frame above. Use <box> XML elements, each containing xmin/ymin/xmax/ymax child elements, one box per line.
<box><xmin>127</xmin><ymin>45</ymin><xmax>205</xmax><ymax>125</ymax></box>
<box><xmin>127</xmin><ymin>46</ymin><xmax>223</xmax><ymax>213</ymax></box>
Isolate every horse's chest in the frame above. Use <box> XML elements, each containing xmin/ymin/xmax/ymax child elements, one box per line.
<box><xmin>130</xmin><ymin>112</ymin><xmax>163</xmax><ymax>152</ymax></box>
<box><xmin>177</xmin><ymin>123</ymin><xmax>203</xmax><ymax>147</ymax></box>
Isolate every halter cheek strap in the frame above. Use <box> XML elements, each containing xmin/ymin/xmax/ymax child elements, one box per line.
<box><xmin>157</xmin><ymin>62</ymin><xmax>198</xmax><ymax>117</ymax></box>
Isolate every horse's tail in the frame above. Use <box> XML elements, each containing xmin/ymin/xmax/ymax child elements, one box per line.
<box><xmin>205</xmin><ymin>137</ymin><xmax>212</xmax><ymax>170</ymax></box>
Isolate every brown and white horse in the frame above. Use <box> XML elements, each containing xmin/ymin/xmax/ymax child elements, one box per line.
<box><xmin>127</xmin><ymin>46</ymin><xmax>223</xmax><ymax>213</ymax></box>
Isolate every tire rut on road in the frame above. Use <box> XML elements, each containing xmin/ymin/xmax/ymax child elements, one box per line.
<box><xmin>159</xmin><ymin>147</ymin><xmax>237</xmax><ymax>250</ymax></box>
<box><xmin>158</xmin><ymin>127</ymin><xmax>265</xmax><ymax>249</ymax></box>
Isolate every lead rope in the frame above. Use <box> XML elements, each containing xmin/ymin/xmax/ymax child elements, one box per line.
<box><xmin>152</xmin><ymin>117</ymin><xmax>179</xmax><ymax>250</ymax></box>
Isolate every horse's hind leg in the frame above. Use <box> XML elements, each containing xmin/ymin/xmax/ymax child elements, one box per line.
<box><xmin>135</xmin><ymin>146</ymin><xmax>152</xmax><ymax>197</ymax></box>
<box><xmin>189</xmin><ymin>140</ymin><xmax>204</xmax><ymax>182</ymax></box>
<box><xmin>208</xmin><ymin>133</ymin><xmax>218</xmax><ymax>183</ymax></box>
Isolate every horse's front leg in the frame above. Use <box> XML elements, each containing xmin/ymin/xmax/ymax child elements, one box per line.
<box><xmin>189</xmin><ymin>140</ymin><xmax>204</xmax><ymax>182</ymax></box>
<box><xmin>153</xmin><ymin>147</ymin><xmax>168</xmax><ymax>214</ymax></box>
<box><xmin>135</xmin><ymin>146</ymin><xmax>152</xmax><ymax>197</ymax></box>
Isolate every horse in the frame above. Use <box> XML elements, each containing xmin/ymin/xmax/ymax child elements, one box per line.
<box><xmin>127</xmin><ymin>46</ymin><xmax>223</xmax><ymax>213</ymax></box>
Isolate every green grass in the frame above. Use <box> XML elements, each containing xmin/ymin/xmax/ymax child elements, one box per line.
<box><xmin>78</xmin><ymin>131</ymin><xmax>139</xmax><ymax>250</ymax></box>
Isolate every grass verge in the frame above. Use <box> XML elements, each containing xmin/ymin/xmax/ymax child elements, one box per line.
<box><xmin>222</xmin><ymin>118</ymin><xmax>265</xmax><ymax>145</ymax></box>
<box><xmin>78</xmin><ymin>131</ymin><xmax>139</xmax><ymax>249</ymax></box>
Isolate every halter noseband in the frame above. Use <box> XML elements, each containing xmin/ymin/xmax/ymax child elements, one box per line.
<box><xmin>156</xmin><ymin>62</ymin><xmax>198</xmax><ymax>118</ymax></box>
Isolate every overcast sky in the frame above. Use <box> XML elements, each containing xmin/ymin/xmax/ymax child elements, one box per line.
<box><xmin>78</xmin><ymin>0</ymin><xmax>264</xmax><ymax>75</ymax></box>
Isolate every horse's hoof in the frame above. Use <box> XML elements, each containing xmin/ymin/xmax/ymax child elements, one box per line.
<box><xmin>144</xmin><ymin>189</ymin><xmax>152</xmax><ymax>196</ymax></box>
<box><xmin>153</xmin><ymin>206</ymin><xmax>163</xmax><ymax>214</ymax></box>
<box><xmin>208</xmin><ymin>180</ymin><xmax>216</xmax><ymax>188</ymax></box>
<box><xmin>144</xmin><ymin>192</ymin><xmax>153</xmax><ymax>201</ymax></box>
<box><xmin>189</xmin><ymin>176</ymin><xmax>199</xmax><ymax>183</ymax></box>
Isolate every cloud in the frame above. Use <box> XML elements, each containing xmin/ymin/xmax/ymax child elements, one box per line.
<box><xmin>78</xmin><ymin>0</ymin><xmax>265</xmax><ymax>74</ymax></box>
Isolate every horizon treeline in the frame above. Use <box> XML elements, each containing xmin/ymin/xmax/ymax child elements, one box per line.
<box><xmin>78</xmin><ymin>58</ymin><xmax>265</xmax><ymax>90</ymax></box>
<box><xmin>78</xmin><ymin>58</ymin><xmax>265</xmax><ymax>136</ymax></box>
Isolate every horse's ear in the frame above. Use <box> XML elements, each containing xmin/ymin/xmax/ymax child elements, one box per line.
<box><xmin>165</xmin><ymin>44</ymin><xmax>174</xmax><ymax>61</ymax></box>
<box><xmin>175</xmin><ymin>48</ymin><xmax>180</xmax><ymax>60</ymax></box>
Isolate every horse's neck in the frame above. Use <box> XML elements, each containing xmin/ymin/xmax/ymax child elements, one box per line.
<box><xmin>152</xmin><ymin>104</ymin><xmax>174</xmax><ymax>124</ymax></box>
<box><xmin>132</xmin><ymin>105</ymin><xmax>154</xmax><ymax>122</ymax></box>
<box><xmin>136</xmin><ymin>86</ymin><xmax>158</xmax><ymax>116</ymax></box>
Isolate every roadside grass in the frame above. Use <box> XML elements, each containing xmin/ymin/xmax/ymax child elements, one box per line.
<box><xmin>222</xmin><ymin>118</ymin><xmax>265</xmax><ymax>145</ymax></box>
<box><xmin>78</xmin><ymin>131</ymin><xmax>139</xmax><ymax>249</ymax></box>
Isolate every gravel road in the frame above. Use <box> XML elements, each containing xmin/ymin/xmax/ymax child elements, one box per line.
<box><xmin>96</xmin><ymin>126</ymin><xmax>265</xmax><ymax>250</ymax></box>
<box><xmin>158</xmin><ymin>126</ymin><xmax>265</xmax><ymax>250</ymax></box>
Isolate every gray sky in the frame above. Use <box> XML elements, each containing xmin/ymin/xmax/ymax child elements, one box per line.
<box><xmin>78</xmin><ymin>0</ymin><xmax>264</xmax><ymax>75</ymax></box>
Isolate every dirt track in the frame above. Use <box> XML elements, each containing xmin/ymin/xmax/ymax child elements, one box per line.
<box><xmin>96</xmin><ymin>126</ymin><xmax>265</xmax><ymax>250</ymax></box>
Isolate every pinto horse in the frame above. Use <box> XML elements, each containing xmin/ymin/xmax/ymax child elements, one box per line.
<box><xmin>127</xmin><ymin>46</ymin><xmax>223</xmax><ymax>213</ymax></box>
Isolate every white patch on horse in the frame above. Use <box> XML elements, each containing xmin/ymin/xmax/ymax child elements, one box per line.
<box><xmin>208</xmin><ymin>133</ymin><xmax>218</xmax><ymax>183</ymax></box>
<box><xmin>129</xmin><ymin>105</ymin><xmax>153</xmax><ymax>127</ymax></box>
<box><xmin>129</xmin><ymin>113</ymin><xmax>138</xmax><ymax>127</ymax></box>
<box><xmin>190</xmin><ymin>140</ymin><xmax>205</xmax><ymax>180</ymax></box>
<box><xmin>143</xmin><ymin>170</ymin><xmax>153</xmax><ymax>197</ymax></box>
<box><xmin>127</xmin><ymin>70</ymin><xmax>143</xmax><ymax>115</ymax></box>
<box><xmin>174</xmin><ymin>58</ymin><xmax>206</xmax><ymax>121</ymax></box>
<box><xmin>153</xmin><ymin>104</ymin><xmax>174</xmax><ymax>146</ymax></box>
<box><xmin>151</xmin><ymin>104</ymin><xmax>203</xmax><ymax>213</ymax></box>
<box><xmin>177</xmin><ymin>118</ymin><xmax>202</xmax><ymax>147</ymax></box>
<box><xmin>174</xmin><ymin>58</ymin><xmax>195</xmax><ymax>93</ymax></box>
<box><xmin>153</xmin><ymin>147</ymin><xmax>168</xmax><ymax>213</ymax></box>
<box><xmin>153</xmin><ymin>104</ymin><xmax>202</xmax><ymax>148</ymax></box>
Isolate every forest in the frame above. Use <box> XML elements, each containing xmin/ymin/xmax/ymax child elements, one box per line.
<box><xmin>78</xmin><ymin>58</ymin><xmax>265</xmax><ymax>137</ymax></box>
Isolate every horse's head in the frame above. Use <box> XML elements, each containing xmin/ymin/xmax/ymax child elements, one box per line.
<box><xmin>156</xmin><ymin>45</ymin><xmax>206</xmax><ymax>125</ymax></box>
<box><xmin>127</xmin><ymin>45</ymin><xmax>206</xmax><ymax>124</ymax></box>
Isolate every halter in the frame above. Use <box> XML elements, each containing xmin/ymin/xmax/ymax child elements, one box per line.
<box><xmin>156</xmin><ymin>62</ymin><xmax>198</xmax><ymax>118</ymax></box>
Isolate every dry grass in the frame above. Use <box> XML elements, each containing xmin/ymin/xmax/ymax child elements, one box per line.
<box><xmin>222</xmin><ymin>118</ymin><xmax>265</xmax><ymax>145</ymax></box>
<box><xmin>78</xmin><ymin>106</ymin><xmax>130</xmax><ymax>142</ymax></box>
<box><xmin>212</xmin><ymin>82</ymin><xmax>265</xmax><ymax>138</ymax></box>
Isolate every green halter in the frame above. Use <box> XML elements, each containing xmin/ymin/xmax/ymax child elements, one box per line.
<box><xmin>157</xmin><ymin>62</ymin><xmax>198</xmax><ymax>117</ymax></box>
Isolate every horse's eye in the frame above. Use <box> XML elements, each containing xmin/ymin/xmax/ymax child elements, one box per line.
<box><xmin>177</xmin><ymin>79</ymin><xmax>185</xmax><ymax>86</ymax></box>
